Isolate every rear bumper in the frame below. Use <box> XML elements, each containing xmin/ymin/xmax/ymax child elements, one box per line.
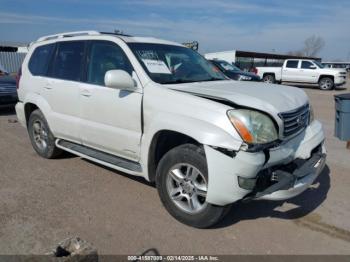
<box><xmin>15</xmin><ymin>102</ymin><xmax>26</xmax><ymax>127</ymax></box>
<box><xmin>0</xmin><ymin>93</ymin><xmax>18</xmax><ymax>107</ymax></box>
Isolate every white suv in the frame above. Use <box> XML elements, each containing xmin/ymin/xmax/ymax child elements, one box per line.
<box><xmin>16</xmin><ymin>31</ymin><xmax>326</xmax><ymax>228</ymax></box>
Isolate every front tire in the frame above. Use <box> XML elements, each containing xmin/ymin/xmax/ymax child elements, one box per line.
<box><xmin>318</xmin><ymin>77</ymin><xmax>334</xmax><ymax>90</ymax></box>
<box><xmin>28</xmin><ymin>109</ymin><xmax>62</xmax><ymax>159</ymax></box>
<box><xmin>156</xmin><ymin>144</ymin><xmax>228</xmax><ymax>228</ymax></box>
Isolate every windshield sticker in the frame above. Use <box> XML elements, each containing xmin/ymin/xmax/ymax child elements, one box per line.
<box><xmin>136</xmin><ymin>50</ymin><xmax>160</xmax><ymax>60</ymax></box>
<box><xmin>142</xmin><ymin>59</ymin><xmax>172</xmax><ymax>74</ymax></box>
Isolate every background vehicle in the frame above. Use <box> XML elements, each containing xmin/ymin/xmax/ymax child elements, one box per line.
<box><xmin>0</xmin><ymin>75</ymin><xmax>18</xmax><ymax>108</ymax></box>
<box><xmin>205</xmin><ymin>51</ymin><xmax>237</xmax><ymax>65</ymax></box>
<box><xmin>16</xmin><ymin>31</ymin><xmax>326</xmax><ymax>228</ymax></box>
<box><xmin>256</xmin><ymin>59</ymin><xmax>347</xmax><ymax>90</ymax></box>
<box><xmin>209</xmin><ymin>59</ymin><xmax>261</xmax><ymax>81</ymax></box>
<box><xmin>322</xmin><ymin>62</ymin><xmax>350</xmax><ymax>72</ymax></box>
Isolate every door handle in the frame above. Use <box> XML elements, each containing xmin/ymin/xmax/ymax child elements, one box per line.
<box><xmin>81</xmin><ymin>89</ymin><xmax>91</xmax><ymax>97</ymax></box>
<box><xmin>44</xmin><ymin>85</ymin><xmax>53</xmax><ymax>90</ymax></box>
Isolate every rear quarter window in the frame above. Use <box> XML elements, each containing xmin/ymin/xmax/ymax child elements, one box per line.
<box><xmin>28</xmin><ymin>44</ymin><xmax>55</xmax><ymax>76</ymax></box>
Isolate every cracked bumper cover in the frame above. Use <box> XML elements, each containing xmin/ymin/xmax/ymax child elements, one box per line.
<box><xmin>204</xmin><ymin>120</ymin><xmax>326</xmax><ymax>206</ymax></box>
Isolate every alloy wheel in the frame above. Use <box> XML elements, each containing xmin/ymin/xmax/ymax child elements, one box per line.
<box><xmin>32</xmin><ymin>119</ymin><xmax>48</xmax><ymax>150</ymax></box>
<box><xmin>166</xmin><ymin>163</ymin><xmax>208</xmax><ymax>214</ymax></box>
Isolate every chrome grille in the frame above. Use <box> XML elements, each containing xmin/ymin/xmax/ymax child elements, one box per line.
<box><xmin>279</xmin><ymin>104</ymin><xmax>310</xmax><ymax>137</ymax></box>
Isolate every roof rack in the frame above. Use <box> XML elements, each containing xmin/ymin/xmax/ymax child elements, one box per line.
<box><xmin>100</xmin><ymin>31</ymin><xmax>132</xmax><ymax>37</ymax></box>
<box><xmin>36</xmin><ymin>31</ymin><xmax>100</xmax><ymax>42</ymax></box>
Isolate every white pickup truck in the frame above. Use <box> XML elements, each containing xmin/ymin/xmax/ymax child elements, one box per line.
<box><xmin>256</xmin><ymin>59</ymin><xmax>347</xmax><ymax>90</ymax></box>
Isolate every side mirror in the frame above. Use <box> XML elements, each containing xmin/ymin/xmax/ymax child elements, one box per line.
<box><xmin>309</xmin><ymin>65</ymin><xmax>317</xmax><ymax>69</ymax></box>
<box><xmin>104</xmin><ymin>70</ymin><xmax>136</xmax><ymax>91</ymax></box>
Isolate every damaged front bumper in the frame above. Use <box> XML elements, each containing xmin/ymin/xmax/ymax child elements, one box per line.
<box><xmin>242</xmin><ymin>144</ymin><xmax>326</xmax><ymax>201</ymax></box>
<box><xmin>204</xmin><ymin>120</ymin><xmax>326</xmax><ymax>206</ymax></box>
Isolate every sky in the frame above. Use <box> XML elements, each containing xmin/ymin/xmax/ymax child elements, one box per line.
<box><xmin>0</xmin><ymin>0</ymin><xmax>349</xmax><ymax>60</ymax></box>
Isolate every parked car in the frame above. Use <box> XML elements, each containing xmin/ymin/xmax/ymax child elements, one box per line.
<box><xmin>0</xmin><ymin>75</ymin><xmax>18</xmax><ymax>107</ymax></box>
<box><xmin>209</xmin><ymin>59</ymin><xmax>261</xmax><ymax>81</ymax></box>
<box><xmin>16</xmin><ymin>31</ymin><xmax>326</xmax><ymax>228</ymax></box>
<box><xmin>256</xmin><ymin>59</ymin><xmax>347</xmax><ymax>90</ymax></box>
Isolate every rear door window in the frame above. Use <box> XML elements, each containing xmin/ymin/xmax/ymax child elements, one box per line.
<box><xmin>86</xmin><ymin>41</ymin><xmax>133</xmax><ymax>86</ymax></box>
<box><xmin>286</xmin><ymin>60</ymin><xmax>299</xmax><ymax>69</ymax></box>
<box><xmin>49</xmin><ymin>41</ymin><xmax>85</xmax><ymax>81</ymax></box>
<box><xmin>28</xmin><ymin>44</ymin><xmax>55</xmax><ymax>76</ymax></box>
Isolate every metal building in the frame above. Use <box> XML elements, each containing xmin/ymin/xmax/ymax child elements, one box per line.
<box><xmin>205</xmin><ymin>50</ymin><xmax>321</xmax><ymax>71</ymax></box>
<box><xmin>0</xmin><ymin>42</ymin><xmax>28</xmax><ymax>74</ymax></box>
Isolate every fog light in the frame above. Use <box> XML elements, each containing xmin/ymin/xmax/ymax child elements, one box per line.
<box><xmin>238</xmin><ymin>176</ymin><xmax>257</xmax><ymax>190</ymax></box>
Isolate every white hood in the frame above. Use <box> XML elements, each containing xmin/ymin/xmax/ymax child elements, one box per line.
<box><xmin>321</xmin><ymin>68</ymin><xmax>347</xmax><ymax>74</ymax></box>
<box><xmin>170</xmin><ymin>80</ymin><xmax>309</xmax><ymax>114</ymax></box>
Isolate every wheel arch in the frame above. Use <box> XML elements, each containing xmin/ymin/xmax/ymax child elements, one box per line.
<box><xmin>318</xmin><ymin>74</ymin><xmax>334</xmax><ymax>82</ymax></box>
<box><xmin>263</xmin><ymin>72</ymin><xmax>276</xmax><ymax>78</ymax></box>
<box><xmin>23</xmin><ymin>93</ymin><xmax>53</xmax><ymax>127</ymax></box>
<box><xmin>147</xmin><ymin>130</ymin><xmax>200</xmax><ymax>183</ymax></box>
<box><xmin>24</xmin><ymin>103</ymin><xmax>39</xmax><ymax>125</ymax></box>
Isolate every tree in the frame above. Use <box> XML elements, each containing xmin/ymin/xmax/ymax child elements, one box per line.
<box><xmin>287</xmin><ymin>35</ymin><xmax>325</xmax><ymax>57</ymax></box>
<box><xmin>302</xmin><ymin>35</ymin><xmax>325</xmax><ymax>57</ymax></box>
<box><xmin>287</xmin><ymin>50</ymin><xmax>306</xmax><ymax>56</ymax></box>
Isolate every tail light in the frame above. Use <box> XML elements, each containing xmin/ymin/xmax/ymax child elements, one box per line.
<box><xmin>251</xmin><ymin>67</ymin><xmax>258</xmax><ymax>75</ymax></box>
<box><xmin>16</xmin><ymin>67</ymin><xmax>22</xmax><ymax>89</ymax></box>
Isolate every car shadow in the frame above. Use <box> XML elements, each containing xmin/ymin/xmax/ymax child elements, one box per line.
<box><xmin>82</xmin><ymin>158</ymin><xmax>156</xmax><ymax>188</ymax></box>
<box><xmin>56</xmin><ymin>146</ymin><xmax>330</xmax><ymax>228</ymax></box>
<box><xmin>214</xmin><ymin>164</ymin><xmax>331</xmax><ymax>228</ymax></box>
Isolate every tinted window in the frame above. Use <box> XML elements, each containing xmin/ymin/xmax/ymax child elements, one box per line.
<box><xmin>50</xmin><ymin>41</ymin><xmax>85</xmax><ymax>81</ymax></box>
<box><xmin>128</xmin><ymin>43</ymin><xmax>225</xmax><ymax>84</ymax></box>
<box><xmin>87</xmin><ymin>41</ymin><xmax>133</xmax><ymax>86</ymax></box>
<box><xmin>28</xmin><ymin>44</ymin><xmax>55</xmax><ymax>76</ymax></box>
<box><xmin>286</xmin><ymin>60</ymin><xmax>299</xmax><ymax>68</ymax></box>
<box><xmin>301</xmin><ymin>61</ymin><xmax>314</xmax><ymax>69</ymax></box>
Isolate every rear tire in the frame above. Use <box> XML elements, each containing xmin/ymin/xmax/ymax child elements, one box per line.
<box><xmin>28</xmin><ymin>109</ymin><xmax>62</xmax><ymax>159</ymax></box>
<box><xmin>263</xmin><ymin>74</ymin><xmax>275</xmax><ymax>84</ymax></box>
<box><xmin>318</xmin><ymin>77</ymin><xmax>334</xmax><ymax>90</ymax></box>
<box><xmin>156</xmin><ymin>144</ymin><xmax>229</xmax><ymax>228</ymax></box>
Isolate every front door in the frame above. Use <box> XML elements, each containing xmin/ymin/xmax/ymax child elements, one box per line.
<box><xmin>299</xmin><ymin>60</ymin><xmax>319</xmax><ymax>83</ymax></box>
<box><xmin>79</xmin><ymin>40</ymin><xmax>143</xmax><ymax>161</ymax></box>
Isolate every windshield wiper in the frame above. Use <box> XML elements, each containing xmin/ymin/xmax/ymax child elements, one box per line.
<box><xmin>161</xmin><ymin>77</ymin><xmax>225</xmax><ymax>84</ymax></box>
<box><xmin>161</xmin><ymin>79</ymin><xmax>199</xmax><ymax>84</ymax></box>
<box><xmin>197</xmin><ymin>77</ymin><xmax>225</xmax><ymax>82</ymax></box>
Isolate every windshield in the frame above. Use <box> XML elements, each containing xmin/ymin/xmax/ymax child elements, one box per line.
<box><xmin>128</xmin><ymin>43</ymin><xmax>226</xmax><ymax>84</ymax></box>
<box><xmin>313</xmin><ymin>61</ymin><xmax>325</xmax><ymax>68</ymax></box>
<box><xmin>216</xmin><ymin>60</ymin><xmax>240</xmax><ymax>72</ymax></box>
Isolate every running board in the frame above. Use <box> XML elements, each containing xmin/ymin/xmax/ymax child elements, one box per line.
<box><xmin>56</xmin><ymin>139</ymin><xmax>142</xmax><ymax>173</ymax></box>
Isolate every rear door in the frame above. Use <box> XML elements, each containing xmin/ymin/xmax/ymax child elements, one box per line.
<box><xmin>282</xmin><ymin>60</ymin><xmax>300</xmax><ymax>82</ymax></box>
<box><xmin>299</xmin><ymin>60</ymin><xmax>319</xmax><ymax>83</ymax></box>
<box><xmin>79</xmin><ymin>40</ymin><xmax>143</xmax><ymax>161</ymax></box>
<box><xmin>44</xmin><ymin>41</ymin><xmax>86</xmax><ymax>142</ymax></box>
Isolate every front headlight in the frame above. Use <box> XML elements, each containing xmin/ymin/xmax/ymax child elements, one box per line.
<box><xmin>309</xmin><ymin>105</ymin><xmax>314</xmax><ymax>124</ymax></box>
<box><xmin>227</xmin><ymin>109</ymin><xmax>278</xmax><ymax>144</ymax></box>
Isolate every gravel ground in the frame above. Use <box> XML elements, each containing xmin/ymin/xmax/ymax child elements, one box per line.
<box><xmin>0</xmin><ymin>79</ymin><xmax>350</xmax><ymax>255</ymax></box>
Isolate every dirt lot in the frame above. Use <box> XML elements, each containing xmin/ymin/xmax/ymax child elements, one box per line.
<box><xmin>1</xmin><ymin>79</ymin><xmax>350</xmax><ymax>255</ymax></box>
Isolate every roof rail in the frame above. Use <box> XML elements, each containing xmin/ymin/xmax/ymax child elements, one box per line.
<box><xmin>36</xmin><ymin>31</ymin><xmax>100</xmax><ymax>42</ymax></box>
